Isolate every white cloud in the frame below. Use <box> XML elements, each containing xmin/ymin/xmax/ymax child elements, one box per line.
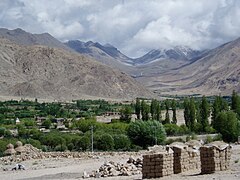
<box><xmin>0</xmin><ymin>0</ymin><xmax>240</xmax><ymax>57</ymax></box>
<box><xmin>127</xmin><ymin>16</ymin><xmax>198</xmax><ymax>51</ymax></box>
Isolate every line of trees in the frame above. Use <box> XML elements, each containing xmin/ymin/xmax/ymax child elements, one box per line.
<box><xmin>135</xmin><ymin>98</ymin><xmax>178</xmax><ymax>124</ymax></box>
<box><xmin>183</xmin><ymin>96</ymin><xmax>211</xmax><ymax>132</ymax></box>
<box><xmin>134</xmin><ymin>90</ymin><xmax>240</xmax><ymax>143</ymax></box>
<box><xmin>183</xmin><ymin>91</ymin><xmax>240</xmax><ymax>142</ymax></box>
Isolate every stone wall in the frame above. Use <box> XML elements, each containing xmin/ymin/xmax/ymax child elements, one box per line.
<box><xmin>0</xmin><ymin>144</ymin><xmax>143</xmax><ymax>164</ymax></box>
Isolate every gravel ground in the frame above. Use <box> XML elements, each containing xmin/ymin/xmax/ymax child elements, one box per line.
<box><xmin>0</xmin><ymin>145</ymin><xmax>239</xmax><ymax>180</ymax></box>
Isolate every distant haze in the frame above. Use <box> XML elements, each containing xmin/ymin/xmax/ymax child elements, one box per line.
<box><xmin>1</xmin><ymin>0</ymin><xmax>240</xmax><ymax>57</ymax></box>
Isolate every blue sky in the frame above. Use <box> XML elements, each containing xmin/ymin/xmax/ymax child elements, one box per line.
<box><xmin>0</xmin><ymin>0</ymin><xmax>240</xmax><ymax>57</ymax></box>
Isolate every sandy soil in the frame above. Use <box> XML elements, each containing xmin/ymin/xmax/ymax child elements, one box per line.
<box><xmin>0</xmin><ymin>145</ymin><xmax>240</xmax><ymax>180</ymax></box>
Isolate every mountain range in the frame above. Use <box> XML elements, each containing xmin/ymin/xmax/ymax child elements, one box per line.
<box><xmin>0</xmin><ymin>27</ymin><xmax>240</xmax><ymax>100</ymax></box>
<box><xmin>0</xmin><ymin>28</ymin><xmax>152</xmax><ymax>101</ymax></box>
<box><xmin>65</xmin><ymin>40</ymin><xmax>204</xmax><ymax>66</ymax></box>
<box><xmin>64</xmin><ymin>39</ymin><xmax>205</xmax><ymax>79</ymax></box>
<box><xmin>145</xmin><ymin>37</ymin><xmax>240</xmax><ymax>96</ymax></box>
<box><xmin>65</xmin><ymin>37</ymin><xmax>240</xmax><ymax>97</ymax></box>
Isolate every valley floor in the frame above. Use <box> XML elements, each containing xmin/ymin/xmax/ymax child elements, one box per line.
<box><xmin>0</xmin><ymin>145</ymin><xmax>240</xmax><ymax>180</ymax></box>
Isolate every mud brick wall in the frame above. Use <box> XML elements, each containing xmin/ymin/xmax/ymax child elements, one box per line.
<box><xmin>172</xmin><ymin>146</ymin><xmax>189</xmax><ymax>174</ymax></box>
<box><xmin>172</xmin><ymin>146</ymin><xmax>200</xmax><ymax>174</ymax></box>
<box><xmin>142</xmin><ymin>152</ymin><xmax>173</xmax><ymax>179</ymax></box>
<box><xmin>200</xmin><ymin>145</ymin><xmax>231</xmax><ymax>174</ymax></box>
<box><xmin>188</xmin><ymin>150</ymin><xmax>200</xmax><ymax>171</ymax></box>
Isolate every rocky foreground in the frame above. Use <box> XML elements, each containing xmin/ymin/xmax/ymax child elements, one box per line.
<box><xmin>0</xmin><ymin>144</ymin><xmax>240</xmax><ymax>180</ymax></box>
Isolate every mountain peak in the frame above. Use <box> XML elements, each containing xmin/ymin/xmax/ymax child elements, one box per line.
<box><xmin>0</xmin><ymin>28</ymin><xmax>71</xmax><ymax>51</ymax></box>
<box><xmin>132</xmin><ymin>46</ymin><xmax>202</xmax><ymax>65</ymax></box>
<box><xmin>13</xmin><ymin>28</ymin><xmax>26</xmax><ymax>33</ymax></box>
<box><xmin>85</xmin><ymin>41</ymin><xmax>94</xmax><ymax>46</ymax></box>
<box><xmin>65</xmin><ymin>40</ymin><xmax>130</xmax><ymax>61</ymax></box>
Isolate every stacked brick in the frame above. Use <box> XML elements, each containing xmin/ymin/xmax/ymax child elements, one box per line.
<box><xmin>142</xmin><ymin>141</ymin><xmax>231</xmax><ymax>179</ymax></box>
<box><xmin>172</xmin><ymin>144</ymin><xmax>188</xmax><ymax>173</ymax></box>
<box><xmin>171</xmin><ymin>143</ymin><xmax>200</xmax><ymax>174</ymax></box>
<box><xmin>188</xmin><ymin>149</ymin><xmax>201</xmax><ymax>171</ymax></box>
<box><xmin>142</xmin><ymin>148</ymin><xmax>173</xmax><ymax>179</ymax></box>
<box><xmin>185</xmin><ymin>140</ymin><xmax>201</xmax><ymax>171</ymax></box>
<box><xmin>200</xmin><ymin>141</ymin><xmax>231</xmax><ymax>174</ymax></box>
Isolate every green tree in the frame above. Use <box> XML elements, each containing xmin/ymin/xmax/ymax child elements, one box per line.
<box><xmin>17</xmin><ymin>124</ymin><xmax>29</xmax><ymax>138</ymax></box>
<box><xmin>164</xmin><ymin>124</ymin><xmax>181</xmax><ymax>136</ymax></box>
<box><xmin>164</xmin><ymin>100</ymin><xmax>170</xmax><ymax>124</ymax></box>
<box><xmin>199</xmin><ymin>96</ymin><xmax>210</xmax><ymax>132</ymax></box>
<box><xmin>113</xmin><ymin>134</ymin><xmax>131</xmax><ymax>150</ymax></box>
<box><xmin>23</xmin><ymin>119</ymin><xmax>36</xmax><ymax>127</ymax></box>
<box><xmin>4</xmin><ymin>130</ymin><xmax>12</xmax><ymax>138</ymax></box>
<box><xmin>55</xmin><ymin>137</ymin><xmax>66</xmax><ymax>151</ymax></box>
<box><xmin>171</xmin><ymin>99</ymin><xmax>177</xmax><ymax>124</ymax></box>
<box><xmin>135</xmin><ymin>98</ymin><xmax>141</xmax><ymax>120</ymax></box>
<box><xmin>78</xmin><ymin>136</ymin><xmax>90</xmax><ymax>151</ymax></box>
<box><xmin>74</xmin><ymin>118</ymin><xmax>97</xmax><ymax>133</ymax></box>
<box><xmin>195</xmin><ymin>101</ymin><xmax>201</xmax><ymax>132</ymax></box>
<box><xmin>29</xmin><ymin>128</ymin><xmax>41</xmax><ymax>139</ymax></box>
<box><xmin>183</xmin><ymin>98</ymin><xmax>190</xmax><ymax>128</ymax></box>
<box><xmin>156</xmin><ymin>101</ymin><xmax>161</xmax><ymax>122</ymax></box>
<box><xmin>189</xmin><ymin>98</ymin><xmax>196</xmax><ymax>131</ymax></box>
<box><xmin>0</xmin><ymin>140</ymin><xmax>9</xmax><ymax>156</ymax></box>
<box><xmin>95</xmin><ymin>133</ymin><xmax>114</xmax><ymax>151</ymax></box>
<box><xmin>151</xmin><ymin>99</ymin><xmax>158</xmax><ymax>120</ymax></box>
<box><xmin>212</xmin><ymin>95</ymin><xmax>228</xmax><ymax>129</ymax></box>
<box><xmin>42</xmin><ymin>119</ymin><xmax>52</xmax><ymax>129</ymax></box>
<box><xmin>215</xmin><ymin>111</ymin><xmax>240</xmax><ymax>142</ymax></box>
<box><xmin>127</xmin><ymin>120</ymin><xmax>166</xmax><ymax>148</ymax></box>
<box><xmin>54</xmin><ymin>144</ymin><xmax>67</xmax><ymax>151</ymax></box>
<box><xmin>40</xmin><ymin>133</ymin><xmax>66</xmax><ymax>150</ymax></box>
<box><xmin>141</xmin><ymin>100</ymin><xmax>150</xmax><ymax>121</ymax></box>
<box><xmin>25</xmin><ymin>138</ymin><xmax>42</xmax><ymax>149</ymax></box>
<box><xmin>231</xmin><ymin>90</ymin><xmax>240</xmax><ymax>118</ymax></box>
<box><xmin>47</xmin><ymin>103</ymin><xmax>61</xmax><ymax>116</ymax></box>
<box><xmin>120</xmin><ymin>106</ymin><xmax>132</xmax><ymax>122</ymax></box>
<box><xmin>0</xmin><ymin>127</ymin><xmax>6</xmax><ymax>137</ymax></box>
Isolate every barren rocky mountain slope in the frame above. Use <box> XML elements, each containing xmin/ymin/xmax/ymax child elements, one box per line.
<box><xmin>65</xmin><ymin>36</ymin><xmax>240</xmax><ymax>96</ymax></box>
<box><xmin>65</xmin><ymin>40</ymin><xmax>199</xmax><ymax>79</ymax></box>
<box><xmin>0</xmin><ymin>28</ymin><xmax>71</xmax><ymax>51</ymax></box>
<box><xmin>2</xmin><ymin>28</ymin><xmax>240</xmax><ymax>97</ymax></box>
<box><xmin>0</xmin><ymin>38</ymin><xmax>153</xmax><ymax>101</ymax></box>
<box><xmin>65</xmin><ymin>40</ymin><xmax>136</xmax><ymax>74</ymax></box>
<box><xmin>142</xmin><ymin>38</ymin><xmax>240</xmax><ymax>96</ymax></box>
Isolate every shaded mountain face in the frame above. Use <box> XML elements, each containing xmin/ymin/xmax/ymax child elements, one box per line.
<box><xmin>64</xmin><ymin>40</ymin><xmax>136</xmax><ymax>76</ymax></box>
<box><xmin>0</xmin><ymin>28</ymin><xmax>71</xmax><ymax>51</ymax></box>
<box><xmin>142</xmin><ymin>37</ymin><xmax>240</xmax><ymax>96</ymax></box>
<box><xmin>65</xmin><ymin>40</ymin><xmax>206</xmax><ymax>83</ymax></box>
<box><xmin>65</xmin><ymin>40</ymin><xmax>131</xmax><ymax>64</ymax></box>
<box><xmin>0</xmin><ymin>38</ymin><xmax>153</xmax><ymax>101</ymax></box>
